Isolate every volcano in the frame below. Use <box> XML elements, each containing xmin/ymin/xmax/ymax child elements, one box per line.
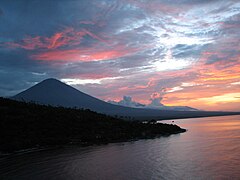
<box><xmin>13</xmin><ymin>78</ymin><xmax>239</xmax><ymax>120</ymax></box>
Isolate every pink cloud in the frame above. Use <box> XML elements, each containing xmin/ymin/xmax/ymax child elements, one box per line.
<box><xmin>31</xmin><ymin>46</ymin><xmax>137</xmax><ymax>62</ymax></box>
<box><xmin>5</xmin><ymin>27</ymin><xmax>106</xmax><ymax>50</ymax></box>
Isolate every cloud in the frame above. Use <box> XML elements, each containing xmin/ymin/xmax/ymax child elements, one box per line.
<box><xmin>107</xmin><ymin>94</ymin><xmax>198</xmax><ymax>111</ymax></box>
<box><xmin>30</xmin><ymin>47</ymin><xmax>137</xmax><ymax>62</ymax></box>
<box><xmin>0</xmin><ymin>0</ymin><xmax>240</xmax><ymax>111</ymax></box>
<box><xmin>107</xmin><ymin>93</ymin><xmax>164</xmax><ymax>109</ymax></box>
<box><xmin>108</xmin><ymin>96</ymin><xmax>146</xmax><ymax>108</ymax></box>
<box><xmin>147</xmin><ymin>92</ymin><xmax>164</xmax><ymax>108</ymax></box>
<box><xmin>61</xmin><ymin>76</ymin><xmax>122</xmax><ymax>85</ymax></box>
<box><xmin>231</xmin><ymin>81</ymin><xmax>240</xmax><ymax>85</ymax></box>
<box><xmin>0</xmin><ymin>8</ymin><xmax>3</xmax><ymax>16</ymax></box>
<box><xmin>5</xmin><ymin>27</ymin><xmax>106</xmax><ymax>50</ymax></box>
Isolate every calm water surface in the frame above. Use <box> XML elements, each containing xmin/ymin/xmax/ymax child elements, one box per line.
<box><xmin>0</xmin><ymin>115</ymin><xmax>240</xmax><ymax>180</ymax></box>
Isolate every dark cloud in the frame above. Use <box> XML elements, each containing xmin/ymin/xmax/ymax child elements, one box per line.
<box><xmin>0</xmin><ymin>0</ymin><xmax>239</xmax><ymax>111</ymax></box>
<box><xmin>0</xmin><ymin>8</ymin><xmax>3</xmax><ymax>16</ymax></box>
<box><xmin>205</xmin><ymin>55</ymin><xmax>223</xmax><ymax>65</ymax></box>
<box><xmin>172</xmin><ymin>44</ymin><xmax>207</xmax><ymax>59</ymax></box>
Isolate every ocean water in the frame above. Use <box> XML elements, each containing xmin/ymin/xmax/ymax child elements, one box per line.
<box><xmin>0</xmin><ymin>115</ymin><xmax>240</xmax><ymax>180</ymax></box>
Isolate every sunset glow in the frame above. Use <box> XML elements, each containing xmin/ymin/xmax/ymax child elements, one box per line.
<box><xmin>0</xmin><ymin>0</ymin><xmax>240</xmax><ymax>111</ymax></box>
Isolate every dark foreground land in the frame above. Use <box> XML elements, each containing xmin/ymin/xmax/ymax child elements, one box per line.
<box><xmin>0</xmin><ymin>98</ymin><xmax>185</xmax><ymax>153</ymax></box>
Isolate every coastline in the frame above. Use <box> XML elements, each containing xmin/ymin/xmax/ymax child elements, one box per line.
<box><xmin>0</xmin><ymin>128</ymin><xmax>186</xmax><ymax>157</ymax></box>
<box><xmin>0</xmin><ymin>98</ymin><xmax>186</xmax><ymax>154</ymax></box>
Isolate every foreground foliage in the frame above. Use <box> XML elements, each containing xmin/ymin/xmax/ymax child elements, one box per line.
<box><xmin>0</xmin><ymin>97</ymin><xmax>185</xmax><ymax>153</ymax></box>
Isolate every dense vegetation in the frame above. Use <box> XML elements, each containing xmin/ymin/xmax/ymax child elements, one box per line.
<box><xmin>0</xmin><ymin>97</ymin><xmax>186</xmax><ymax>153</ymax></box>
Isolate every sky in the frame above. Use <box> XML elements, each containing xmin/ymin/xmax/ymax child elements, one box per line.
<box><xmin>0</xmin><ymin>0</ymin><xmax>240</xmax><ymax>111</ymax></box>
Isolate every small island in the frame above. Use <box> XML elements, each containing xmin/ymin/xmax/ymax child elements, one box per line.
<box><xmin>0</xmin><ymin>97</ymin><xmax>186</xmax><ymax>154</ymax></box>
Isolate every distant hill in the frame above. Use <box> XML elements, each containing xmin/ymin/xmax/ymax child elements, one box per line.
<box><xmin>107</xmin><ymin>97</ymin><xmax>198</xmax><ymax>111</ymax></box>
<box><xmin>12</xmin><ymin>78</ymin><xmax>240</xmax><ymax>120</ymax></box>
<box><xmin>146</xmin><ymin>105</ymin><xmax>198</xmax><ymax>111</ymax></box>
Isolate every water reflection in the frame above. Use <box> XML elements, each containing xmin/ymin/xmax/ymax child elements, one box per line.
<box><xmin>0</xmin><ymin>115</ymin><xmax>240</xmax><ymax>180</ymax></box>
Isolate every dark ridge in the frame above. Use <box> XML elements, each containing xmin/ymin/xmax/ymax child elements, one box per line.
<box><xmin>0</xmin><ymin>97</ymin><xmax>186</xmax><ymax>153</ymax></box>
<box><xmin>12</xmin><ymin>78</ymin><xmax>240</xmax><ymax>120</ymax></box>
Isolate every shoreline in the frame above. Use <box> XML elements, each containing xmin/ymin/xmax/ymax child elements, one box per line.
<box><xmin>0</xmin><ymin>128</ymin><xmax>186</xmax><ymax>157</ymax></box>
<box><xmin>156</xmin><ymin>113</ymin><xmax>240</xmax><ymax>121</ymax></box>
<box><xmin>0</xmin><ymin>98</ymin><xmax>186</xmax><ymax>154</ymax></box>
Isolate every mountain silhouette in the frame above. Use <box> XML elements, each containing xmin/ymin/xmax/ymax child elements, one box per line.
<box><xmin>13</xmin><ymin>78</ymin><xmax>118</xmax><ymax>112</ymax></box>
<box><xmin>12</xmin><ymin>78</ymin><xmax>240</xmax><ymax>120</ymax></box>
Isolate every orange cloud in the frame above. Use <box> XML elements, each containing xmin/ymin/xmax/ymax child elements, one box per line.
<box><xmin>153</xmin><ymin>47</ymin><xmax>240</xmax><ymax>111</ymax></box>
<box><xmin>5</xmin><ymin>27</ymin><xmax>106</xmax><ymax>50</ymax></box>
<box><xmin>31</xmin><ymin>47</ymin><xmax>136</xmax><ymax>62</ymax></box>
<box><xmin>5</xmin><ymin>26</ymin><xmax>140</xmax><ymax>62</ymax></box>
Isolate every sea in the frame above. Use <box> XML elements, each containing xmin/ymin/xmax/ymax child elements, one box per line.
<box><xmin>0</xmin><ymin>115</ymin><xmax>240</xmax><ymax>180</ymax></box>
